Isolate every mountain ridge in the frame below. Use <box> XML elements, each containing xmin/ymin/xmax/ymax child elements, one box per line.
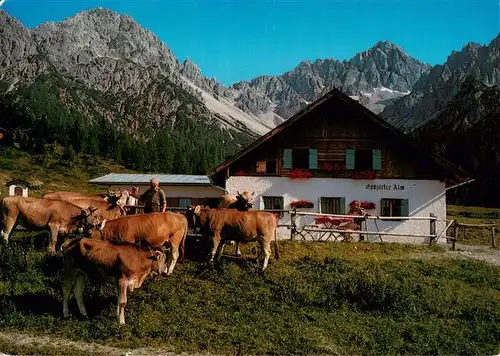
<box><xmin>1</xmin><ymin>8</ymin><xmax>498</xmax><ymax>141</ymax></box>
<box><xmin>380</xmin><ymin>33</ymin><xmax>500</xmax><ymax>131</ymax></box>
<box><xmin>0</xmin><ymin>8</ymin><xmax>435</xmax><ymax>135</ymax></box>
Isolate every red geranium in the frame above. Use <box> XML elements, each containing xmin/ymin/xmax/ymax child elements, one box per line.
<box><xmin>289</xmin><ymin>169</ymin><xmax>313</xmax><ymax>179</ymax></box>
<box><xmin>290</xmin><ymin>200</ymin><xmax>314</xmax><ymax>208</ymax></box>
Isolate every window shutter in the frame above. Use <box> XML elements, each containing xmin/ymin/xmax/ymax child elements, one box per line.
<box><xmin>381</xmin><ymin>199</ymin><xmax>389</xmax><ymax>216</ymax></box>
<box><xmin>338</xmin><ymin>197</ymin><xmax>346</xmax><ymax>214</ymax></box>
<box><xmin>309</xmin><ymin>148</ymin><xmax>318</xmax><ymax>169</ymax></box>
<box><xmin>372</xmin><ymin>149</ymin><xmax>382</xmax><ymax>171</ymax></box>
<box><xmin>318</xmin><ymin>197</ymin><xmax>322</xmax><ymax>213</ymax></box>
<box><xmin>283</xmin><ymin>149</ymin><xmax>292</xmax><ymax>169</ymax></box>
<box><xmin>401</xmin><ymin>199</ymin><xmax>409</xmax><ymax>217</ymax></box>
<box><xmin>345</xmin><ymin>149</ymin><xmax>355</xmax><ymax>170</ymax></box>
<box><xmin>278</xmin><ymin>197</ymin><xmax>284</xmax><ymax>210</ymax></box>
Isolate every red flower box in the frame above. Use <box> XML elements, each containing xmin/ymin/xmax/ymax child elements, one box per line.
<box><xmin>290</xmin><ymin>200</ymin><xmax>314</xmax><ymax>209</ymax></box>
<box><xmin>361</xmin><ymin>202</ymin><xmax>376</xmax><ymax>209</ymax></box>
<box><xmin>289</xmin><ymin>169</ymin><xmax>312</xmax><ymax>179</ymax></box>
<box><xmin>352</xmin><ymin>171</ymin><xmax>376</xmax><ymax>179</ymax></box>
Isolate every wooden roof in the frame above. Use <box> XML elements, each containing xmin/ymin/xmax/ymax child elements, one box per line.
<box><xmin>208</xmin><ymin>88</ymin><xmax>471</xmax><ymax>182</ymax></box>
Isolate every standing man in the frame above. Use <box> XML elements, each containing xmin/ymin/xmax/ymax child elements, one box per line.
<box><xmin>137</xmin><ymin>177</ymin><xmax>167</xmax><ymax>214</ymax></box>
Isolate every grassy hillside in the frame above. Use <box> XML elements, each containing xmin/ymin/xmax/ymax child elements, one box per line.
<box><xmin>0</xmin><ymin>240</ymin><xmax>499</xmax><ymax>355</ymax></box>
<box><xmin>0</xmin><ymin>147</ymin><xmax>499</xmax><ymax>354</ymax></box>
<box><xmin>0</xmin><ymin>146</ymin><xmax>134</xmax><ymax>198</ymax></box>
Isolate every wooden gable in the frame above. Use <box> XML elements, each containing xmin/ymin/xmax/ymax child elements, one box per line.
<box><xmin>210</xmin><ymin>89</ymin><xmax>470</xmax><ymax>187</ymax></box>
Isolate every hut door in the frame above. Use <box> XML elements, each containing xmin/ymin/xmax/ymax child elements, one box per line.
<box><xmin>14</xmin><ymin>187</ymin><xmax>23</xmax><ymax>196</ymax></box>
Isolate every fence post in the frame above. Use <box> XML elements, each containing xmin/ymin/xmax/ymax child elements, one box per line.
<box><xmin>492</xmin><ymin>226</ymin><xmax>496</xmax><ymax>249</ymax></box>
<box><xmin>452</xmin><ymin>221</ymin><xmax>459</xmax><ymax>251</ymax></box>
<box><xmin>429</xmin><ymin>213</ymin><xmax>436</xmax><ymax>246</ymax></box>
<box><xmin>290</xmin><ymin>208</ymin><xmax>297</xmax><ymax>241</ymax></box>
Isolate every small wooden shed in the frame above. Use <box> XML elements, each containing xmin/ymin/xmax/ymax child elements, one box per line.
<box><xmin>6</xmin><ymin>179</ymin><xmax>33</xmax><ymax>197</ymax></box>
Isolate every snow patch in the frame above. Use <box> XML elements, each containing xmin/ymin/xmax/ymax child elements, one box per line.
<box><xmin>181</xmin><ymin>77</ymin><xmax>273</xmax><ymax>136</ymax></box>
<box><xmin>376</xmin><ymin>86</ymin><xmax>411</xmax><ymax>95</ymax></box>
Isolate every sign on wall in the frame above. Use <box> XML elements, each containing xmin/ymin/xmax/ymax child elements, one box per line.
<box><xmin>366</xmin><ymin>183</ymin><xmax>405</xmax><ymax>191</ymax></box>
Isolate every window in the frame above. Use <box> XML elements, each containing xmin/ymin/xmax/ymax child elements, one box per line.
<box><xmin>206</xmin><ymin>198</ymin><xmax>219</xmax><ymax>208</ymax></box>
<box><xmin>380</xmin><ymin>199</ymin><xmax>409</xmax><ymax>218</ymax></box>
<box><xmin>266</xmin><ymin>160</ymin><xmax>277</xmax><ymax>174</ymax></box>
<box><xmin>345</xmin><ymin>149</ymin><xmax>382</xmax><ymax>171</ymax></box>
<box><xmin>179</xmin><ymin>198</ymin><xmax>192</xmax><ymax>208</ymax></box>
<box><xmin>283</xmin><ymin>148</ymin><xmax>318</xmax><ymax>169</ymax></box>
<box><xmin>320</xmin><ymin>197</ymin><xmax>346</xmax><ymax>214</ymax></box>
<box><xmin>256</xmin><ymin>161</ymin><xmax>266</xmax><ymax>173</ymax></box>
<box><xmin>262</xmin><ymin>196</ymin><xmax>284</xmax><ymax>210</ymax></box>
<box><xmin>256</xmin><ymin>160</ymin><xmax>277</xmax><ymax>174</ymax></box>
<box><xmin>293</xmin><ymin>148</ymin><xmax>309</xmax><ymax>169</ymax></box>
<box><xmin>166</xmin><ymin>197</ymin><xmax>179</xmax><ymax>207</ymax></box>
<box><xmin>355</xmin><ymin>149</ymin><xmax>373</xmax><ymax>170</ymax></box>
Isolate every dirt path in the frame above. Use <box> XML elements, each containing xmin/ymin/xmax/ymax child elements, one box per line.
<box><xmin>0</xmin><ymin>331</ymin><xmax>216</xmax><ymax>356</ymax></box>
<box><xmin>411</xmin><ymin>243</ymin><xmax>500</xmax><ymax>266</ymax></box>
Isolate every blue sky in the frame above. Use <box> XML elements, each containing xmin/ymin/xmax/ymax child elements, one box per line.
<box><xmin>1</xmin><ymin>0</ymin><xmax>499</xmax><ymax>86</ymax></box>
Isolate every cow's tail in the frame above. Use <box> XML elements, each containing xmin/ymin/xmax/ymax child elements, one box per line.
<box><xmin>60</xmin><ymin>237</ymin><xmax>82</xmax><ymax>253</ymax></box>
<box><xmin>274</xmin><ymin>222</ymin><xmax>280</xmax><ymax>260</ymax></box>
<box><xmin>180</xmin><ymin>217</ymin><xmax>188</xmax><ymax>263</ymax></box>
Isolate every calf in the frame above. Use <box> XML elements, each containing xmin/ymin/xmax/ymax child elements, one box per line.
<box><xmin>84</xmin><ymin>212</ymin><xmax>188</xmax><ymax>275</ymax></box>
<box><xmin>193</xmin><ymin>206</ymin><xmax>279</xmax><ymax>271</ymax></box>
<box><xmin>61</xmin><ymin>237</ymin><xmax>166</xmax><ymax>325</ymax></box>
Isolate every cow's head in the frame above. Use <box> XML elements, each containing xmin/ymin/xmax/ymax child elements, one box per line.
<box><xmin>233</xmin><ymin>190</ymin><xmax>254</xmax><ymax>210</ymax></box>
<box><xmin>148</xmin><ymin>247</ymin><xmax>167</xmax><ymax>275</ymax></box>
<box><xmin>237</xmin><ymin>190</ymin><xmax>255</xmax><ymax>203</ymax></box>
<box><xmin>103</xmin><ymin>188</ymin><xmax>122</xmax><ymax>202</ymax></box>
<box><xmin>105</xmin><ymin>189</ymin><xmax>129</xmax><ymax>213</ymax></box>
<box><xmin>72</xmin><ymin>207</ymin><xmax>102</xmax><ymax>234</ymax></box>
<box><xmin>184</xmin><ymin>206</ymin><xmax>198</xmax><ymax>231</ymax></box>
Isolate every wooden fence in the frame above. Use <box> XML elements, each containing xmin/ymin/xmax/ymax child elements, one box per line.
<box><xmin>124</xmin><ymin>205</ymin><xmax>497</xmax><ymax>249</ymax></box>
<box><xmin>448</xmin><ymin>221</ymin><xmax>497</xmax><ymax>250</ymax></box>
<box><xmin>125</xmin><ymin>205</ymin><xmax>449</xmax><ymax>246</ymax></box>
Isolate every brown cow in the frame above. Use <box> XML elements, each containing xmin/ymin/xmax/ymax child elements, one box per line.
<box><xmin>42</xmin><ymin>190</ymin><xmax>110</xmax><ymax>201</ymax></box>
<box><xmin>192</xmin><ymin>206</ymin><xmax>279</xmax><ymax>271</ymax></box>
<box><xmin>61</xmin><ymin>237</ymin><xmax>167</xmax><ymax>325</ymax></box>
<box><xmin>218</xmin><ymin>191</ymin><xmax>255</xmax><ymax>256</ymax></box>
<box><xmin>0</xmin><ymin>196</ymin><xmax>102</xmax><ymax>254</ymax></box>
<box><xmin>83</xmin><ymin>212</ymin><xmax>188</xmax><ymax>275</ymax></box>
<box><xmin>44</xmin><ymin>190</ymin><xmax>129</xmax><ymax>222</ymax></box>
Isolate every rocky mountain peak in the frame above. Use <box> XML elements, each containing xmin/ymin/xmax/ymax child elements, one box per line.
<box><xmin>381</xmin><ymin>33</ymin><xmax>500</xmax><ymax>131</ymax></box>
<box><xmin>372</xmin><ymin>40</ymin><xmax>401</xmax><ymax>52</ymax></box>
<box><xmin>181</xmin><ymin>57</ymin><xmax>202</xmax><ymax>81</ymax></box>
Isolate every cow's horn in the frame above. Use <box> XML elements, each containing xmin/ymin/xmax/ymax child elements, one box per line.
<box><xmin>237</xmin><ymin>190</ymin><xmax>240</xmax><ymax>196</ymax></box>
<box><xmin>98</xmin><ymin>219</ymin><xmax>107</xmax><ymax>231</ymax></box>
